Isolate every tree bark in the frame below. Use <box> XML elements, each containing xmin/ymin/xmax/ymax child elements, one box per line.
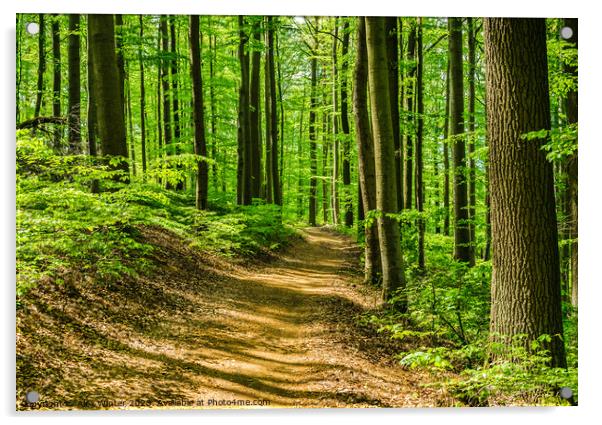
<box><xmin>67</xmin><ymin>15</ymin><xmax>81</xmax><ymax>153</ymax></box>
<box><xmin>331</xmin><ymin>21</ymin><xmax>340</xmax><ymax>225</ymax></box>
<box><xmin>138</xmin><ymin>15</ymin><xmax>147</xmax><ymax>175</ymax></box>
<box><xmin>190</xmin><ymin>15</ymin><xmax>208</xmax><ymax>210</ymax></box>
<box><xmin>34</xmin><ymin>14</ymin><xmax>46</xmax><ymax>121</ymax></box>
<box><xmin>160</xmin><ymin>16</ymin><xmax>172</xmax><ymax>182</ymax></box>
<box><xmin>88</xmin><ymin>14</ymin><xmax>129</xmax><ymax>177</ymax></box>
<box><xmin>415</xmin><ymin>18</ymin><xmax>425</xmax><ymax>271</ymax></box>
<box><xmin>449</xmin><ymin>17</ymin><xmax>471</xmax><ymax>264</ymax></box>
<box><xmin>484</xmin><ymin>18</ymin><xmax>566</xmax><ymax>368</ymax></box>
<box><xmin>341</xmin><ymin>19</ymin><xmax>353</xmax><ymax>226</ymax></box>
<box><xmin>308</xmin><ymin>50</ymin><xmax>318</xmax><ymax>226</ymax></box>
<box><xmin>249</xmin><ymin>18</ymin><xmax>262</xmax><ymax>199</ymax></box>
<box><xmin>366</xmin><ymin>17</ymin><xmax>406</xmax><ymax>308</ymax></box>
<box><xmin>467</xmin><ymin>17</ymin><xmax>477</xmax><ymax>265</ymax></box>
<box><xmin>51</xmin><ymin>14</ymin><xmax>61</xmax><ymax>149</ymax></box>
<box><xmin>403</xmin><ymin>21</ymin><xmax>416</xmax><ymax>210</ymax></box>
<box><xmin>385</xmin><ymin>17</ymin><xmax>402</xmax><ymax>212</ymax></box>
<box><xmin>443</xmin><ymin>61</ymin><xmax>451</xmax><ymax>236</ymax></box>
<box><xmin>353</xmin><ymin>17</ymin><xmax>381</xmax><ymax>285</ymax></box>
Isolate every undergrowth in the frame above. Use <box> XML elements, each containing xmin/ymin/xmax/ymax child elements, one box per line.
<box><xmin>16</xmin><ymin>131</ymin><xmax>294</xmax><ymax>303</ymax></box>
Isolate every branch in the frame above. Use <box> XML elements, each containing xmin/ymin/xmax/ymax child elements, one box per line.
<box><xmin>17</xmin><ymin>116</ymin><xmax>67</xmax><ymax>130</ymax></box>
<box><xmin>425</xmin><ymin>33</ymin><xmax>447</xmax><ymax>54</ymax></box>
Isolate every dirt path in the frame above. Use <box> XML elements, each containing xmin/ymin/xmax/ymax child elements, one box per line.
<box><xmin>17</xmin><ymin>227</ymin><xmax>446</xmax><ymax>409</ymax></box>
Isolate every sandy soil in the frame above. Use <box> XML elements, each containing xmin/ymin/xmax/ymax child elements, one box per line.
<box><xmin>16</xmin><ymin>226</ymin><xmax>449</xmax><ymax>410</ymax></box>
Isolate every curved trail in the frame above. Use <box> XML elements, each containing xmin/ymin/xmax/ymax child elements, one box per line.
<box><xmin>150</xmin><ymin>227</ymin><xmax>441</xmax><ymax>408</ymax></box>
<box><xmin>18</xmin><ymin>227</ymin><xmax>445</xmax><ymax>409</ymax></box>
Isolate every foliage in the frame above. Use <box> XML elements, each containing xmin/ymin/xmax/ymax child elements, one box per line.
<box><xmin>16</xmin><ymin>133</ymin><xmax>293</xmax><ymax>302</ymax></box>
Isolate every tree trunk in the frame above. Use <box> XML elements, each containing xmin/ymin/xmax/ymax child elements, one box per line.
<box><xmin>138</xmin><ymin>15</ymin><xmax>147</xmax><ymax>175</ymax></box>
<box><xmin>170</xmin><ymin>16</ymin><xmax>183</xmax><ymax>190</ymax></box>
<box><xmin>190</xmin><ymin>15</ymin><xmax>208</xmax><ymax>210</ymax></box>
<box><xmin>88</xmin><ymin>14</ymin><xmax>129</xmax><ymax>177</ymax></box>
<box><xmin>51</xmin><ymin>14</ymin><xmax>61</xmax><ymax>149</ymax></box>
<box><xmin>264</xmin><ymin>20</ymin><xmax>273</xmax><ymax>204</ymax></box>
<box><xmin>563</xmin><ymin>18</ymin><xmax>578</xmax><ymax>309</ymax></box>
<box><xmin>160</xmin><ymin>16</ymin><xmax>172</xmax><ymax>183</ymax></box>
<box><xmin>449</xmin><ymin>17</ymin><xmax>471</xmax><ymax>264</ymax></box>
<box><xmin>341</xmin><ymin>19</ymin><xmax>353</xmax><ymax>226</ymax></box>
<box><xmin>249</xmin><ymin>18</ymin><xmax>262</xmax><ymax>199</ymax></box>
<box><xmin>209</xmin><ymin>26</ymin><xmax>218</xmax><ymax>192</ymax></box>
<box><xmin>331</xmin><ymin>21</ymin><xmax>340</xmax><ymax>225</ymax></box>
<box><xmin>366</xmin><ymin>17</ymin><xmax>406</xmax><ymax>309</ymax></box>
<box><xmin>403</xmin><ymin>21</ymin><xmax>416</xmax><ymax>210</ymax></box>
<box><xmin>67</xmin><ymin>15</ymin><xmax>81</xmax><ymax>154</ymax></box>
<box><xmin>353</xmin><ymin>17</ymin><xmax>381</xmax><ymax>285</ymax></box>
<box><xmin>308</xmin><ymin>51</ymin><xmax>318</xmax><ymax>226</ymax></box>
<box><xmin>467</xmin><ymin>17</ymin><xmax>477</xmax><ymax>265</ymax></box>
<box><xmin>443</xmin><ymin>61</ymin><xmax>451</xmax><ymax>236</ymax></box>
<box><xmin>34</xmin><ymin>14</ymin><xmax>46</xmax><ymax>121</ymax></box>
<box><xmin>415</xmin><ymin>18</ymin><xmax>425</xmax><ymax>271</ymax></box>
<box><xmin>385</xmin><ymin>17</ymin><xmax>402</xmax><ymax>212</ymax></box>
<box><xmin>484</xmin><ymin>18</ymin><xmax>566</xmax><ymax>368</ymax></box>
<box><xmin>237</xmin><ymin>16</ymin><xmax>250</xmax><ymax>205</ymax></box>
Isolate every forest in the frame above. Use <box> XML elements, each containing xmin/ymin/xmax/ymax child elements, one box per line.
<box><xmin>15</xmin><ymin>14</ymin><xmax>578</xmax><ymax>409</ymax></box>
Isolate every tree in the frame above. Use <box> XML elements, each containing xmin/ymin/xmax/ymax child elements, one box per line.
<box><xmin>403</xmin><ymin>20</ymin><xmax>416</xmax><ymax>210</ymax></box>
<box><xmin>237</xmin><ymin>16</ymin><xmax>251</xmax><ymax>205</ymax></box>
<box><xmin>160</xmin><ymin>15</ymin><xmax>172</xmax><ymax>182</ymax></box>
<box><xmin>190</xmin><ymin>15</ymin><xmax>208</xmax><ymax>210</ymax></box>
<box><xmin>415</xmin><ymin>18</ymin><xmax>425</xmax><ymax>271</ymax></box>
<box><xmin>448</xmin><ymin>17</ymin><xmax>471</xmax><ymax>264</ymax></box>
<box><xmin>249</xmin><ymin>18</ymin><xmax>263</xmax><ymax>199</ymax></box>
<box><xmin>365</xmin><ymin>17</ymin><xmax>407</xmax><ymax>308</ymax></box>
<box><xmin>353</xmin><ymin>17</ymin><xmax>381</xmax><ymax>285</ymax></box>
<box><xmin>138</xmin><ymin>15</ymin><xmax>147</xmax><ymax>175</ymax></box>
<box><xmin>67</xmin><ymin>15</ymin><xmax>81</xmax><ymax>153</ymax></box>
<box><xmin>385</xmin><ymin>17</ymin><xmax>402</xmax><ymax>212</ymax></box>
<box><xmin>467</xmin><ymin>17</ymin><xmax>477</xmax><ymax>265</ymax></box>
<box><xmin>266</xmin><ymin>17</ymin><xmax>282</xmax><ymax>206</ymax></box>
<box><xmin>484</xmin><ymin>18</ymin><xmax>566</xmax><ymax>368</ymax></box>
<box><xmin>341</xmin><ymin>19</ymin><xmax>353</xmax><ymax>226</ymax></box>
<box><xmin>88</xmin><ymin>14</ymin><xmax>129</xmax><ymax>176</ymax></box>
<box><xmin>33</xmin><ymin>14</ymin><xmax>45</xmax><ymax>120</ymax></box>
<box><xmin>51</xmin><ymin>14</ymin><xmax>61</xmax><ymax>149</ymax></box>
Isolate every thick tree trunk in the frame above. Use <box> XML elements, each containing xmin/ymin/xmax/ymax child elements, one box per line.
<box><xmin>385</xmin><ymin>17</ymin><xmax>402</xmax><ymax>212</ymax></box>
<box><xmin>190</xmin><ymin>15</ymin><xmax>208</xmax><ymax>210</ymax></box>
<box><xmin>484</xmin><ymin>18</ymin><xmax>566</xmax><ymax>368</ymax></box>
<box><xmin>67</xmin><ymin>15</ymin><xmax>81</xmax><ymax>154</ymax></box>
<box><xmin>449</xmin><ymin>17</ymin><xmax>471</xmax><ymax>264</ymax></box>
<box><xmin>366</xmin><ymin>17</ymin><xmax>406</xmax><ymax>308</ymax></box>
<box><xmin>249</xmin><ymin>18</ymin><xmax>262</xmax><ymax>199</ymax></box>
<box><xmin>160</xmin><ymin>16</ymin><xmax>172</xmax><ymax>181</ymax></box>
<box><xmin>353</xmin><ymin>17</ymin><xmax>381</xmax><ymax>285</ymax></box>
<box><xmin>51</xmin><ymin>15</ymin><xmax>61</xmax><ymax>149</ymax></box>
<box><xmin>415</xmin><ymin>18</ymin><xmax>425</xmax><ymax>271</ymax></box>
<box><xmin>237</xmin><ymin>16</ymin><xmax>249</xmax><ymax>205</ymax></box>
<box><xmin>88</xmin><ymin>14</ymin><xmax>129</xmax><ymax>177</ymax></box>
<box><xmin>264</xmin><ymin>22</ymin><xmax>273</xmax><ymax>204</ymax></box>
<box><xmin>266</xmin><ymin>16</ymin><xmax>281</xmax><ymax>206</ymax></box>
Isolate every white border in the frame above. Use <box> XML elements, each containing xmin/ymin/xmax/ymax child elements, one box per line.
<box><xmin>3</xmin><ymin>1</ymin><xmax>600</xmax><ymax>425</ymax></box>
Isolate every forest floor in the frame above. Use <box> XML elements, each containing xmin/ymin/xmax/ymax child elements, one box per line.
<box><xmin>16</xmin><ymin>226</ymin><xmax>452</xmax><ymax>410</ymax></box>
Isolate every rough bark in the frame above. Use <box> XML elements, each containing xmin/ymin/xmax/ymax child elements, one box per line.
<box><xmin>403</xmin><ymin>21</ymin><xmax>416</xmax><ymax>210</ymax></box>
<box><xmin>449</xmin><ymin>17</ymin><xmax>471</xmax><ymax>264</ymax></box>
<box><xmin>415</xmin><ymin>18</ymin><xmax>425</xmax><ymax>271</ymax></box>
<box><xmin>67</xmin><ymin>15</ymin><xmax>81</xmax><ymax>153</ymax></box>
<box><xmin>88</xmin><ymin>14</ymin><xmax>129</xmax><ymax>176</ymax></box>
<box><xmin>190</xmin><ymin>15</ymin><xmax>208</xmax><ymax>210</ymax></box>
<box><xmin>341</xmin><ymin>19</ymin><xmax>353</xmax><ymax>226</ymax></box>
<box><xmin>484</xmin><ymin>18</ymin><xmax>566</xmax><ymax>368</ymax></box>
<box><xmin>366</xmin><ymin>17</ymin><xmax>406</xmax><ymax>308</ymax></box>
<box><xmin>353</xmin><ymin>17</ymin><xmax>381</xmax><ymax>285</ymax></box>
<box><xmin>51</xmin><ymin>14</ymin><xmax>61</xmax><ymax>149</ymax></box>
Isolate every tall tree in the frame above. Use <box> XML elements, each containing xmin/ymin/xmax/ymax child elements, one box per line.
<box><xmin>308</xmin><ymin>44</ymin><xmax>318</xmax><ymax>226</ymax></box>
<box><xmin>467</xmin><ymin>17</ymin><xmax>477</xmax><ymax>265</ymax></box>
<box><xmin>88</xmin><ymin>14</ymin><xmax>129</xmax><ymax>177</ymax></box>
<box><xmin>448</xmin><ymin>17</ymin><xmax>471</xmax><ymax>264</ymax></box>
<box><xmin>160</xmin><ymin>16</ymin><xmax>172</xmax><ymax>182</ymax></box>
<box><xmin>484</xmin><ymin>18</ymin><xmax>566</xmax><ymax>368</ymax></box>
<box><xmin>33</xmin><ymin>14</ymin><xmax>46</xmax><ymax>120</ymax></box>
<box><xmin>138</xmin><ymin>15</ymin><xmax>147</xmax><ymax>175</ymax></box>
<box><xmin>341</xmin><ymin>19</ymin><xmax>353</xmax><ymax>226</ymax></box>
<box><xmin>170</xmin><ymin>15</ymin><xmax>183</xmax><ymax>190</ymax></box>
<box><xmin>403</xmin><ymin>20</ymin><xmax>416</xmax><ymax>210</ymax></box>
<box><xmin>353</xmin><ymin>17</ymin><xmax>381</xmax><ymax>285</ymax></box>
<box><xmin>563</xmin><ymin>18</ymin><xmax>578</xmax><ymax>309</ymax></box>
<box><xmin>331</xmin><ymin>21</ymin><xmax>340</xmax><ymax>225</ymax></box>
<box><xmin>266</xmin><ymin>16</ymin><xmax>282</xmax><ymax>206</ymax></box>
<box><xmin>190</xmin><ymin>15</ymin><xmax>208</xmax><ymax>210</ymax></box>
<box><xmin>366</xmin><ymin>17</ymin><xmax>407</xmax><ymax>309</ymax></box>
<box><xmin>51</xmin><ymin>14</ymin><xmax>61</xmax><ymax>149</ymax></box>
<box><xmin>385</xmin><ymin>17</ymin><xmax>402</xmax><ymax>212</ymax></box>
<box><xmin>443</xmin><ymin>61</ymin><xmax>451</xmax><ymax>236</ymax></box>
<box><xmin>249</xmin><ymin>18</ymin><xmax>263</xmax><ymax>199</ymax></box>
<box><xmin>67</xmin><ymin>15</ymin><xmax>81</xmax><ymax>153</ymax></box>
<box><xmin>415</xmin><ymin>18</ymin><xmax>425</xmax><ymax>271</ymax></box>
<box><xmin>237</xmin><ymin>16</ymin><xmax>251</xmax><ymax>205</ymax></box>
